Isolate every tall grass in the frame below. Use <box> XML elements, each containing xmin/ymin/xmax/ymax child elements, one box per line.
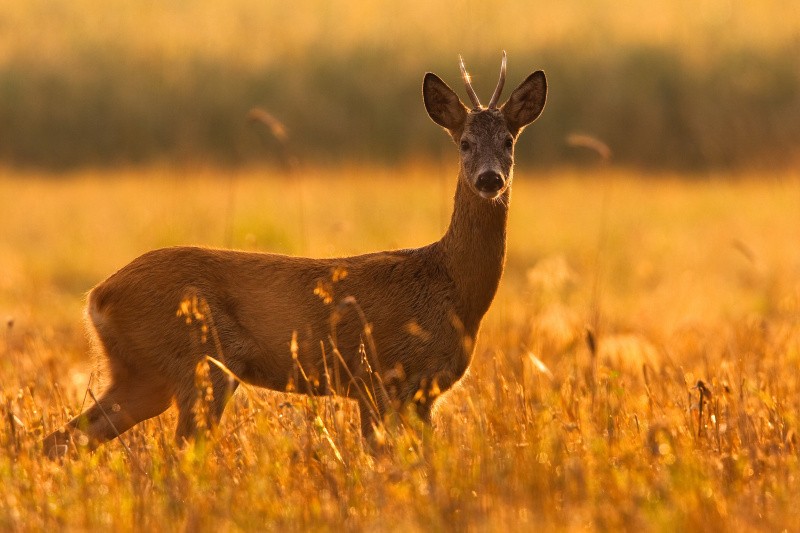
<box><xmin>1</xmin><ymin>166</ymin><xmax>799</xmax><ymax>530</ymax></box>
<box><xmin>1</xmin><ymin>0</ymin><xmax>799</xmax><ymax>169</ymax></box>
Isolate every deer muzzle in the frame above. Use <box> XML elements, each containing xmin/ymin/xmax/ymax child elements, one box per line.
<box><xmin>475</xmin><ymin>171</ymin><xmax>505</xmax><ymax>198</ymax></box>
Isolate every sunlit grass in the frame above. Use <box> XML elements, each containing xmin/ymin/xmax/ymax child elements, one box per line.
<box><xmin>4</xmin><ymin>0</ymin><xmax>798</xmax><ymax>67</ymax></box>
<box><xmin>1</xmin><ymin>165</ymin><xmax>799</xmax><ymax>530</ymax></box>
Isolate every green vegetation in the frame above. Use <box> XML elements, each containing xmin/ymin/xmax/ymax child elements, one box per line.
<box><xmin>1</xmin><ymin>0</ymin><xmax>799</xmax><ymax>169</ymax></box>
<box><xmin>1</xmin><ymin>167</ymin><xmax>799</xmax><ymax>530</ymax></box>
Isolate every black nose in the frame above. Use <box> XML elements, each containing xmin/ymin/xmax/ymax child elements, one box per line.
<box><xmin>476</xmin><ymin>171</ymin><xmax>504</xmax><ymax>193</ymax></box>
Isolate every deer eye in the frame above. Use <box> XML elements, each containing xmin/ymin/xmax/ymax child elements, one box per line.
<box><xmin>460</xmin><ymin>140</ymin><xmax>471</xmax><ymax>152</ymax></box>
<box><xmin>504</xmin><ymin>137</ymin><xmax>514</xmax><ymax>150</ymax></box>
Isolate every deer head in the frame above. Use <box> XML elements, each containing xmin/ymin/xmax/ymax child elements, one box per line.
<box><xmin>423</xmin><ymin>52</ymin><xmax>547</xmax><ymax>199</ymax></box>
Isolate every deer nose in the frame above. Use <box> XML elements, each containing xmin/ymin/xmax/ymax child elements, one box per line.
<box><xmin>476</xmin><ymin>171</ymin><xmax>504</xmax><ymax>193</ymax></box>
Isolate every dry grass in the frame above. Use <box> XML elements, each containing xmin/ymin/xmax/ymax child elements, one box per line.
<box><xmin>1</xmin><ymin>165</ymin><xmax>800</xmax><ymax>531</ymax></box>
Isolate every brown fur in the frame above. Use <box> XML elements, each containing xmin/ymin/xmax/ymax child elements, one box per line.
<box><xmin>43</xmin><ymin>56</ymin><xmax>547</xmax><ymax>455</ymax></box>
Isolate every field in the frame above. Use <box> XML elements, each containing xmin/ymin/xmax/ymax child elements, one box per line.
<box><xmin>1</xmin><ymin>166</ymin><xmax>799</xmax><ymax>531</ymax></box>
<box><xmin>1</xmin><ymin>0</ymin><xmax>799</xmax><ymax>529</ymax></box>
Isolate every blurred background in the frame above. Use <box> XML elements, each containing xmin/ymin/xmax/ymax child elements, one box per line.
<box><xmin>2</xmin><ymin>0</ymin><xmax>799</xmax><ymax>172</ymax></box>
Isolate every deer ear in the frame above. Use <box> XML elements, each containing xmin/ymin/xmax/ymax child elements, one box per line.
<box><xmin>502</xmin><ymin>71</ymin><xmax>547</xmax><ymax>136</ymax></box>
<box><xmin>423</xmin><ymin>73</ymin><xmax>468</xmax><ymax>134</ymax></box>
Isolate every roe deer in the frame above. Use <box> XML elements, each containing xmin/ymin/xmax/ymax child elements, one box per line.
<box><xmin>43</xmin><ymin>52</ymin><xmax>546</xmax><ymax>455</ymax></box>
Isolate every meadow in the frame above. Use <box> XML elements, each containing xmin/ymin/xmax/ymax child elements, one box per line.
<box><xmin>1</xmin><ymin>0</ymin><xmax>800</xmax><ymax>530</ymax></box>
<box><xmin>1</xmin><ymin>165</ymin><xmax>799</xmax><ymax>531</ymax></box>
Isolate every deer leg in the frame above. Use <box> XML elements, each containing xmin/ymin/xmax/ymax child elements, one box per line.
<box><xmin>43</xmin><ymin>380</ymin><xmax>172</xmax><ymax>457</ymax></box>
<box><xmin>414</xmin><ymin>399</ymin><xmax>433</xmax><ymax>425</ymax></box>
<box><xmin>413</xmin><ymin>370</ymin><xmax>454</xmax><ymax>426</ymax></box>
<box><xmin>174</xmin><ymin>367</ymin><xmax>239</xmax><ymax>445</ymax></box>
<box><xmin>356</xmin><ymin>392</ymin><xmax>386</xmax><ymax>442</ymax></box>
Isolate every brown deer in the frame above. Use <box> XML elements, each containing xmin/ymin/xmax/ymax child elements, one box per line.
<box><xmin>43</xmin><ymin>53</ymin><xmax>546</xmax><ymax>455</ymax></box>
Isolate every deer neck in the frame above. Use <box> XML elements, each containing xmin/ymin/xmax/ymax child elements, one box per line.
<box><xmin>438</xmin><ymin>172</ymin><xmax>510</xmax><ymax>333</ymax></box>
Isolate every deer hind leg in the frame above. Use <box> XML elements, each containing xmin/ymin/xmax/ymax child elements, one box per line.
<box><xmin>42</xmin><ymin>292</ymin><xmax>175</xmax><ymax>457</ymax></box>
<box><xmin>174</xmin><ymin>364</ymin><xmax>239</xmax><ymax>445</ymax></box>
<box><xmin>43</xmin><ymin>378</ymin><xmax>172</xmax><ymax>457</ymax></box>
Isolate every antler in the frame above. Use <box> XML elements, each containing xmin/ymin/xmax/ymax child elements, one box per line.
<box><xmin>487</xmin><ymin>50</ymin><xmax>507</xmax><ymax>109</ymax></box>
<box><xmin>459</xmin><ymin>55</ymin><xmax>482</xmax><ymax>109</ymax></box>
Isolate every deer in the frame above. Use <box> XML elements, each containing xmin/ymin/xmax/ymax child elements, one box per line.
<box><xmin>42</xmin><ymin>52</ymin><xmax>547</xmax><ymax>456</ymax></box>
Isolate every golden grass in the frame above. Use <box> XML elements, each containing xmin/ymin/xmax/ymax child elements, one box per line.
<box><xmin>1</xmin><ymin>165</ymin><xmax>800</xmax><ymax>530</ymax></box>
<box><xmin>3</xmin><ymin>0</ymin><xmax>797</xmax><ymax>67</ymax></box>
